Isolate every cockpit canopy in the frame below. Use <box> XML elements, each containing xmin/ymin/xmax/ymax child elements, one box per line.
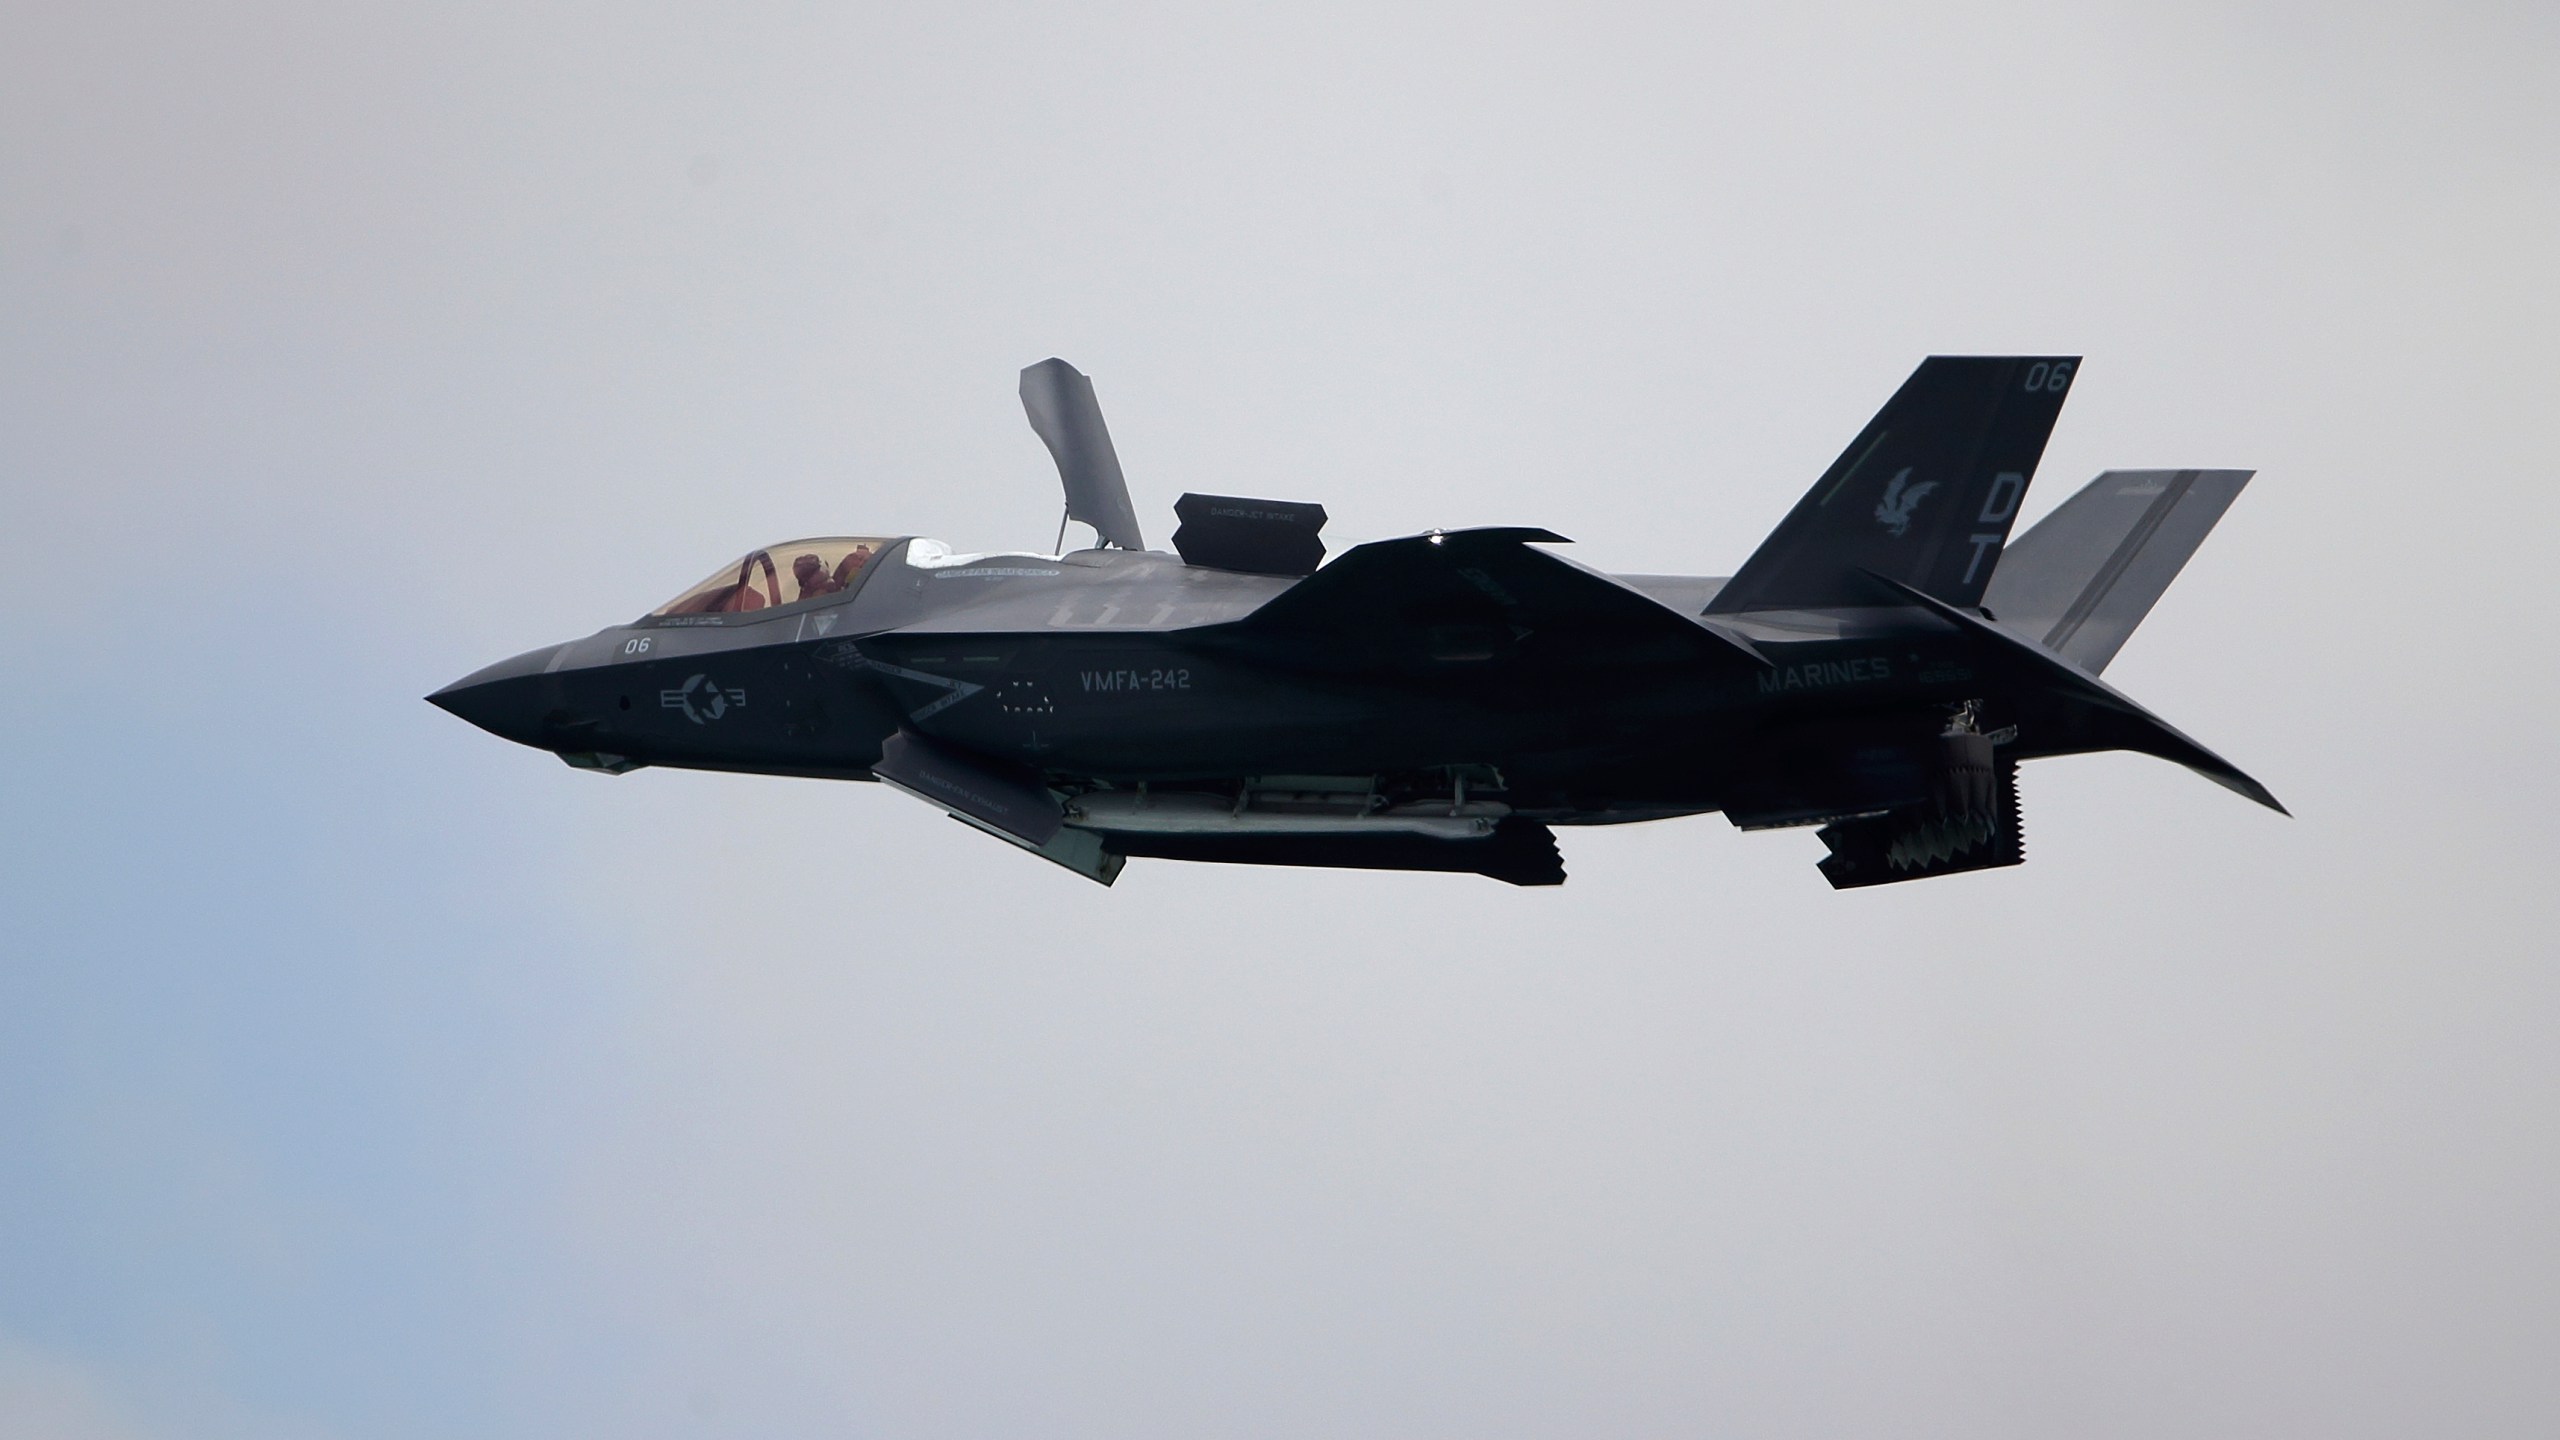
<box><xmin>651</xmin><ymin>536</ymin><xmax>897</xmax><ymax>616</ymax></box>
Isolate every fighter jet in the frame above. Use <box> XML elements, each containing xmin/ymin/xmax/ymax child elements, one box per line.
<box><xmin>430</xmin><ymin>355</ymin><xmax>2280</xmax><ymax>888</ymax></box>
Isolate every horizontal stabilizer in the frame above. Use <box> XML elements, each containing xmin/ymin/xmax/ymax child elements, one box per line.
<box><xmin>1227</xmin><ymin>527</ymin><xmax>1766</xmax><ymax>670</ymax></box>
<box><xmin>1861</xmin><ymin>571</ymin><xmax>2286</xmax><ymax>814</ymax></box>
<box><xmin>1711</xmin><ymin>356</ymin><xmax>2078</xmax><ymax>614</ymax></box>
<box><xmin>1984</xmin><ymin>469</ymin><xmax>2251</xmax><ymax>674</ymax></box>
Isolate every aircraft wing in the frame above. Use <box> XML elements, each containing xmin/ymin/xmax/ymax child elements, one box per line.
<box><xmin>1220</xmin><ymin>527</ymin><xmax>1765</xmax><ymax>671</ymax></box>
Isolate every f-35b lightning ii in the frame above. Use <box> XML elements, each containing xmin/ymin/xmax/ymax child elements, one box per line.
<box><xmin>430</xmin><ymin>356</ymin><xmax>2280</xmax><ymax>888</ymax></box>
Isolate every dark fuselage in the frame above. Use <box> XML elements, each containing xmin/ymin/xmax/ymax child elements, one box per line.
<box><xmin>433</xmin><ymin>537</ymin><xmax>2015</xmax><ymax>830</ymax></box>
<box><xmin>431</xmin><ymin>356</ymin><xmax>2279</xmax><ymax>889</ymax></box>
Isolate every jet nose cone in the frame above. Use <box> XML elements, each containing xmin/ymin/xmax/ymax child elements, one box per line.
<box><xmin>427</xmin><ymin>645</ymin><xmax>564</xmax><ymax>748</ymax></box>
<box><xmin>427</xmin><ymin>674</ymin><xmax>545</xmax><ymax>746</ymax></box>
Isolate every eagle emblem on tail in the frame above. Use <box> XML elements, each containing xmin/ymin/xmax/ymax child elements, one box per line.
<box><xmin>1874</xmin><ymin>468</ymin><xmax>1937</xmax><ymax>538</ymax></box>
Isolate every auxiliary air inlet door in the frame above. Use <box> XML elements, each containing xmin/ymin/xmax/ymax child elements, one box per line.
<box><xmin>1172</xmin><ymin>493</ymin><xmax>1328</xmax><ymax>576</ymax></box>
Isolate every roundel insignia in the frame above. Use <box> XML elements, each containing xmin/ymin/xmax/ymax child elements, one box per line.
<box><xmin>660</xmin><ymin>673</ymin><xmax>747</xmax><ymax>724</ymax></box>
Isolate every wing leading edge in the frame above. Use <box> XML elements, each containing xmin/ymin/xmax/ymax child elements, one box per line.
<box><xmin>1222</xmin><ymin>527</ymin><xmax>1765</xmax><ymax>670</ymax></box>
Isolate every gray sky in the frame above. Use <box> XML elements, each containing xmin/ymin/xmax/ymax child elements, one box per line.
<box><xmin>5</xmin><ymin>2</ymin><xmax>2558</xmax><ymax>1436</ymax></box>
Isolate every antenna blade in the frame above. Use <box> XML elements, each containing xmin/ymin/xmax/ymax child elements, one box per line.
<box><xmin>1019</xmin><ymin>358</ymin><xmax>1145</xmax><ymax>551</ymax></box>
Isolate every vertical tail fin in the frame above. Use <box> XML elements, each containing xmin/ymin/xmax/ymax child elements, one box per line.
<box><xmin>1707</xmin><ymin>356</ymin><xmax>2077</xmax><ymax>614</ymax></box>
<box><xmin>1981</xmin><ymin>469</ymin><xmax>2252</xmax><ymax>674</ymax></box>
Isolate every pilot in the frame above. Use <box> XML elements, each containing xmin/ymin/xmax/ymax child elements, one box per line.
<box><xmin>832</xmin><ymin>545</ymin><xmax>875</xmax><ymax>587</ymax></box>
<box><xmin>792</xmin><ymin>553</ymin><xmax>846</xmax><ymax>601</ymax></box>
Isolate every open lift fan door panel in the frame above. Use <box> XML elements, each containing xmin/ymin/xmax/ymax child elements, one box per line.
<box><xmin>1173</xmin><ymin>493</ymin><xmax>1328</xmax><ymax>576</ymax></box>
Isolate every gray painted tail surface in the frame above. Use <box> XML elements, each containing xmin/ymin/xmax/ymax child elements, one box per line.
<box><xmin>1984</xmin><ymin>469</ymin><xmax>2251</xmax><ymax>674</ymax></box>
<box><xmin>1708</xmin><ymin>356</ymin><xmax>2078</xmax><ymax>614</ymax></box>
